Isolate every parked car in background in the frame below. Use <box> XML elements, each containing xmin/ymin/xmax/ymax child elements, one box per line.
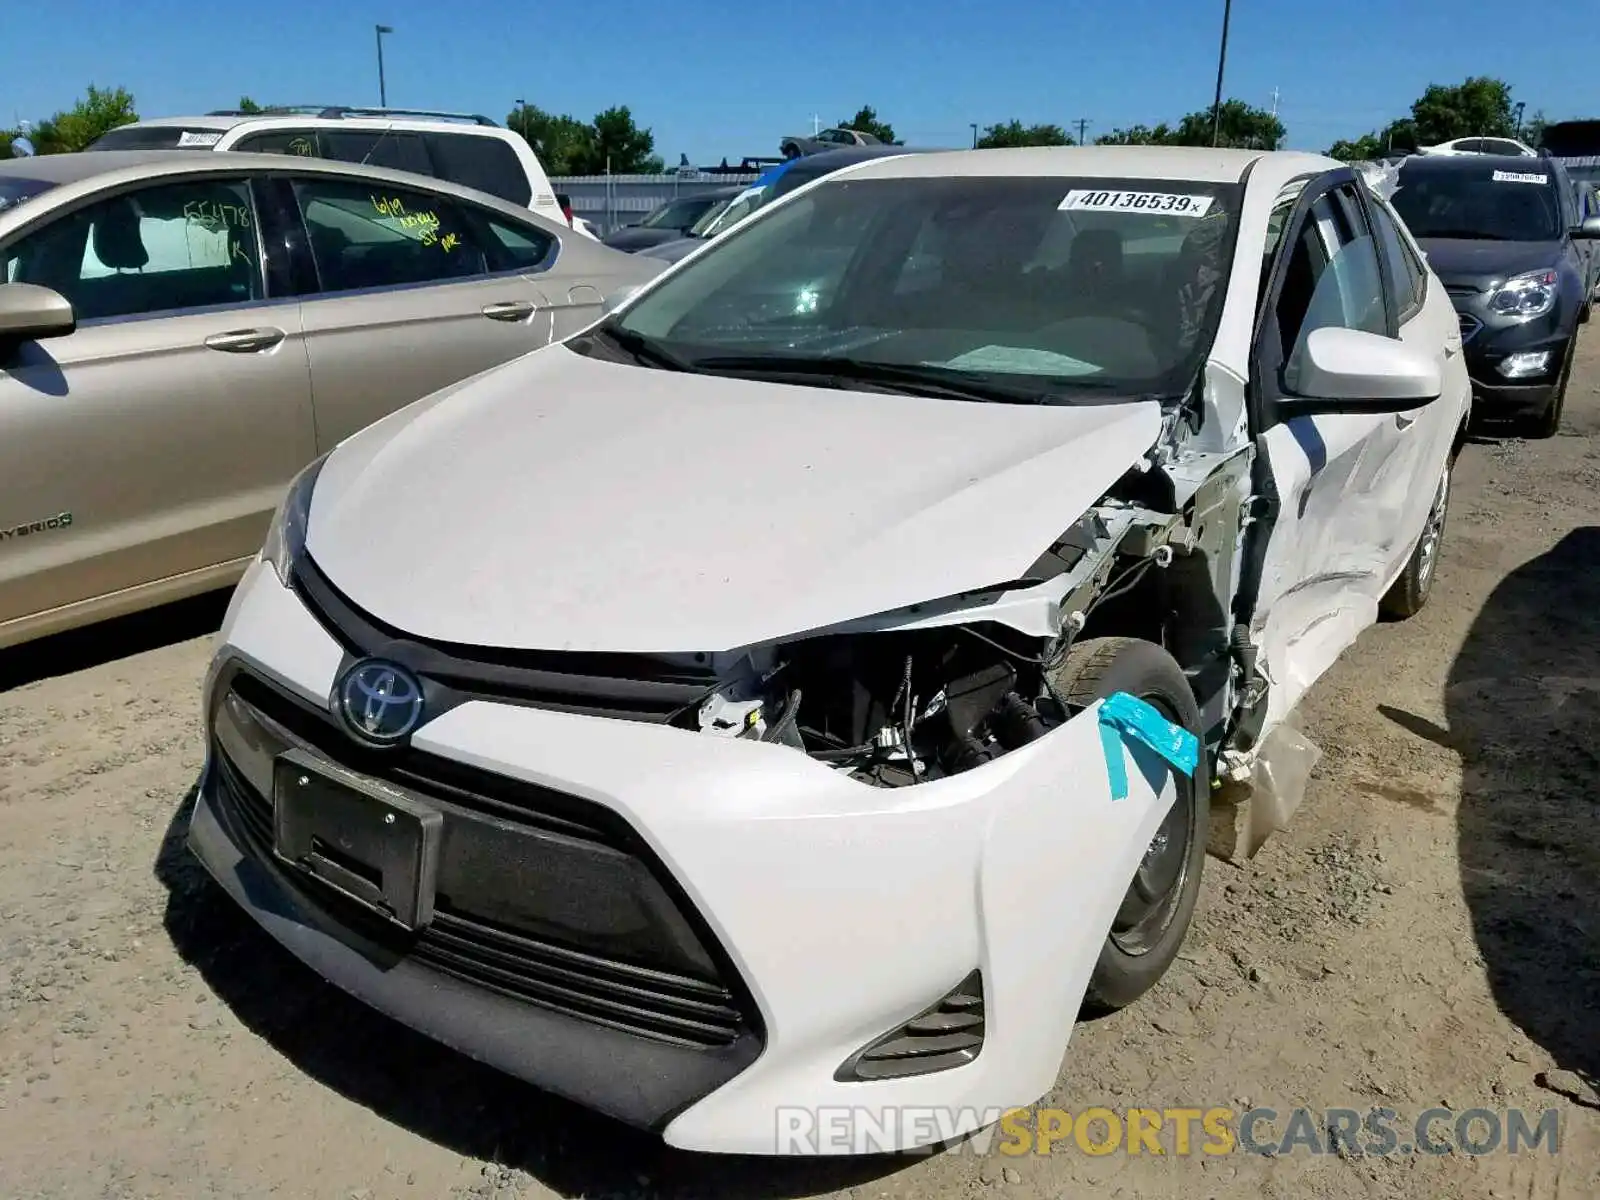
<box><xmin>0</xmin><ymin>150</ymin><xmax>660</xmax><ymax>648</ymax></box>
<box><xmin>1417</xmin><ymin>136</ymin><xmax>1537</xmax><ymax>158</ymax></box>
<box><xmin>190</xmin><ymin>145</ymin><xmax>1468</xmax><ymax>1155</ymax></box>
<box><xmin>779</xmin><ymin>126</ymin><xmax>883</xmax><ymax>159</ymax></box>
<box><xmin>87</xmin><ymin>106</ymin><xmax>571</xmax><ymax>230</ymax></box>
<box><xmin>1389</xmin><ymin>153</ymin><xmax>1599</xmax><ymax>436</ymax></box>
<box><xmin>553</xmin><ymin>193</ymin><xmax>599</xmax><ymax>240</ymax></box>
<box><xmin>602</xmin><ymin>187</ymin><xmax>743</xmax><ymax>252</ymax></box>
<box><xmin>640</xmin><ymin>146</ymin><xmax>927</xmax><ymax>264</ymax></box>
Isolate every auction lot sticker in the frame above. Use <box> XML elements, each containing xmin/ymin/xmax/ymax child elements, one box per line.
<box><xmin>1491</xmin><ymin>170</ymin><xmax>1547</xmax><ymax>184</ymax></box>
<box><xmin>1060</xmin><ymin>190</ymin><xmax>1214</xmax><ymax>216</ymax></box>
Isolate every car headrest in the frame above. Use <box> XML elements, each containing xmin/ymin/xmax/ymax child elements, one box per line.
<box><xmin>92</xmin><ymin>197</ymin><xmax>150</xmax><ymax>271</ymax></box>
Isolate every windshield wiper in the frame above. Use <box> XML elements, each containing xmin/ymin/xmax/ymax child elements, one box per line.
<box><xmin>1422</xmin><ymin>229</ymin><xmax>1512</xmax><ymax>241</ymax></box>
<box><xmin>588</xmin><ymin>325</ymin><xmax>695</xmax><ymax>372</ymax></box>
<box><xmin>687</xmin><ymin>354</ymin><xmax>1055</xmax><ymax>404</ymax></box>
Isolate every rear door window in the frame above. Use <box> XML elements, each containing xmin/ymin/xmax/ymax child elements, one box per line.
<box><xmin>290</xmin><ymin>177</ymin><xmax>490</xmax><ymax>293</ymax></box>
<box><xmin>423</xmin><ymin>133</ymin><xmax>532</xmax><ymax>206</ymax></box>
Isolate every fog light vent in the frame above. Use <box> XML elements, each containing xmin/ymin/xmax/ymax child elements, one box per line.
<box><xmin>834</xmin><ymin>969</ymin><xmax>984</xmax><ymax>1082</ymax></box>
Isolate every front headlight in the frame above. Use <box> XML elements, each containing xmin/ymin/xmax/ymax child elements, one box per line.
<box><xmin>260</xmin><ymin>454</ymin><xmax>328</xmax><ymax>588</ymax></box>
<box><xmin>1488</xmin><ymin>269</ymin><xmax>1558</xmax><ymax>319</ymax></box>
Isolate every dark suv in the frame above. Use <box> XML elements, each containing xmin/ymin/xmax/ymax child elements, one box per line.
<box><xmin>1390</xmin><ymin>154</ymin><xmax>1600</xmax><ymax>436</ymax></box>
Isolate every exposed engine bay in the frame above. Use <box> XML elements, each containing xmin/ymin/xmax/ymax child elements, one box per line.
<box><xmin>692</xmin><ymin>432</ymin><xmax>1261</xmax><ymax>788</ymax></box>
<box><xmin>697</xmin><ymin>623</ymin><xmax>1065</xmax><ymax>786</ymax></box>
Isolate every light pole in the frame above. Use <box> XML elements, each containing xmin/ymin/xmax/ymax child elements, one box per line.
<box><xmin>970</xmin><ymin>123</ymin><xmax>978</xmax><ymax>148</ymax></box>
<box><xmin>375</xmin><ymin>24</ymin><xmax>394</xmax><ymax>107</ymax></box>
<box><xmin>1210</xmin><ymin>0</ymin><xmax>1233</xmax><ymax>147</ymax></box>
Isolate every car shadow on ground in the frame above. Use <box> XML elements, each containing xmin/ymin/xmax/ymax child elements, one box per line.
<box><xmin>154</xmin><ymin>795</ymin><xmax>909</xmax><ymax>1198</ymax></box>
<box><xmin>0</xmin><ymin>589</ymin><xmax>231</xmax><ymax>691</ymax></box>
<box><xmin>1444</xmin><ymin>527</ymin><xmax>1599</xmax><ymax>1090</ymax></box>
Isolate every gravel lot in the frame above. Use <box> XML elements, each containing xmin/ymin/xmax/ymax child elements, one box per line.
<box><xmin>2</xmin><ymin>334</ymin><xmax>1598</xmax><ymax>1200</ymax></box>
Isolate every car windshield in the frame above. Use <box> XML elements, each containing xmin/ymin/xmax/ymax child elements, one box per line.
<box><xmin>686</xmin><ymin>196</ymin><xmax>736</xmax><ymax>237</ymax></box>
<box><xmin>87</xmin><ymin>125</ymin><xmax>224</xmax><ymax>151</ymax></box>
<box><xmin>694</xmin><ymin>183</ymin><xmax>773</xmax><ymax>238</ymax></box>
<box><xmin>1391</xmin><ymin>165</ymin><xmax>1563</xmax><ymax>241</ymax></box>
<box><xmin>608</xmin><ymin>174</ymin><xmax>1241</xmax><ymax>404</ymax></box>
<box><xmin>0</xmin><ymin>177</ymin><xmax>57</xmax><ymax>217</ymax></box>
<box><xmin>641</xmin><ymin>196</ymin><xmax>717</xmax><ymax>230</ymax></box>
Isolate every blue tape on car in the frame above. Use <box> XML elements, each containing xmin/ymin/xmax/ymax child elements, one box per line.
<box><xmin>1097</xmin><ymin>691</ymin><xmax>1201</xmax><ymax>801</ymax></box>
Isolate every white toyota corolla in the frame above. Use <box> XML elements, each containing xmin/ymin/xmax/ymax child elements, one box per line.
<box><xmin>192</xmin><ymin>146</ymin><xmax>1469</xmax><ymax>1154</ymax></box>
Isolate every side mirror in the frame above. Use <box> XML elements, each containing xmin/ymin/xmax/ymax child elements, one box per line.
<box><xmin>1284</xmin><ymin>327</ymin><xmax>1441</xmax><ymax>415</ymax></box>
<box><xmin>0</xmin><ymin>283</ymin><xmax>75</xmax><ymax>342</ymax></box>
<box><xmin>603</xmin><ymin>283</ymin><xmax>642</xmax><ymax>314</ymax></box>
<box><xmin>1572</xmin><ymin>216</ymin><xmax>1600</xmax><ymax>239</ymax></box>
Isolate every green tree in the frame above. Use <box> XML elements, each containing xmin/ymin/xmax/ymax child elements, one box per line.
<box><xmin>837</xmin><ymin>105</ymin><xmax>898</xmax><ymax>144</ymax></box>
<box><xmin>507</xmin><ymin>103</ymin><xmax>595</xmax><ymax>176</ymax></box>
<box><xmin>1409</xmin><ymin>76</ymin><xmax>1515</xmax><ymax>145</ymax></box>
<box><xmin>1095</xmin><ymin>123</ymin><xmax>1176</xmax><ymax>146</ymax></box>
<box><xmin>1172</xmin><ymin>99</ymin><xmax>1286</xmax><ymax>149</ymax></box>
<box><xmin>976</xmin><ymin>120</ymin><xmax>1073</xmax><ymax>149</ymax></box>
<box><xmin>1327</xmin><ymin>133</ymin><xmax>1385</xmax><ymax>161</ymax></box>
<box><xmin>1522</xmin><ymin>108</ymin><xmax>1548</xmax><ymax>148</ymax></box>
<box><xmin>236</xmin><ymin>96</ymin><xmax>264</xmax><ymax>113</ymax></box>
<box><xmin>33</xmin><ymin>85</ymin><xmax>138</xmax><ymax>153</ymax></box>
<box><xmin>580</xmin><ymin>105</ymin><xmax>663</xmax><ymax>174</ymax></box>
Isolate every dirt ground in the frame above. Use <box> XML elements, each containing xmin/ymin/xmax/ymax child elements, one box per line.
<box><xmin>3</xmin><ymin>337</ymin><xmax>1599</xmax><ymax>1200</ymax></box>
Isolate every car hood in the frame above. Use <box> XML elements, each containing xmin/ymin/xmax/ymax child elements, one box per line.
<box><xmin>638</xmin><ymin>236</ymin><xmax>706</xmax><ymax>264</ymax></box>
<box><xmin>1416</xmin><ymin>237</ymin><xmax>1564</xmax><ymax>290</ymax></box>
<box><xmin>601</xmin><ymin>226</ymin><xmax>683</xmax><ymax>252</ymax></box>
<box><xmin>304</xmin><ymin>346</ymin><xmax>1164</xmax><ymax>654</ymax></box>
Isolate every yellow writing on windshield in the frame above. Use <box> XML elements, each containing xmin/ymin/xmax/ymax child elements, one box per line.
<box><xmin>288</xmin><ymin>137</ymin><xmax>316</xmax><ymax>156</ymax></box>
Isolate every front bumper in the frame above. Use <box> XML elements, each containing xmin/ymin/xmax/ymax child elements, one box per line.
<box><xmin>1456</xmin><ymin>308</ymin><xmax>1572</xmax><ymax>417</ymax></box>
<box><xmin>190</xmin><ymin>559</ymin><xmax>1176</xmax><ymax>1154</ymax></box>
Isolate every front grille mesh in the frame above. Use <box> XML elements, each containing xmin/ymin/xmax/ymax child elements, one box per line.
<box><xmin>211</xmin><ymin>738</ymin><xmax>749</xmax><ymax>1048</ymax></box>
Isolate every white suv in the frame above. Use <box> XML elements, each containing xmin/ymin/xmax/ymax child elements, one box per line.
<box><xmin>87</xmin><ymin>106</ymin><xmax>590</xmax><ymax>234</ymax></box>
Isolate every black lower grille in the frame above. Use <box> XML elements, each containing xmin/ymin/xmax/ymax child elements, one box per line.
<box><xmin>834</xmin><ymin>970</ymin><xmax>985</xmax><ymax>1081</ymax></box>
<box><xmin>209</xmin><ymin>666</ymin><xmax>760</xmax><ymax>1051</ymax></box>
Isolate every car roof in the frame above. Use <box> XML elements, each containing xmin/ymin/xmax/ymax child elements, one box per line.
<box><xmin>834</xmin><ymin>145</ymin><xmax>1333</xmax><ymax>185</ymax></box>
<box><xmin>114</xmin><ymin>114</ymin><xmax>247</xmax><ymax>132</ymax></box>
<box><xmin>1399</xmin><ymin>153</ymin><xmax>1559</xmax><ymax>175</ymax></box>
<box><xmin>0</xmin><ymin>150</ymin><xmax>557</xmax><ymax>225</ymax></box>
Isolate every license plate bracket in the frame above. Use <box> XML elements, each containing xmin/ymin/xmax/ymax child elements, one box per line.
<box><xmin>272</xmin><ymin>746</ymin><xmax>442</xmax><ymax>931</ymax></box>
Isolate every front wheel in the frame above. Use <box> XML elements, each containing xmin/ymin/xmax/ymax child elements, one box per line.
<box><xmin>1379</xmin><ymin>459</ymin><xmax>1449</xmax><ymax>620</ymax></box>
<box><xmin>1522</xmin><ymin>339</ymin><xmax>1573</xmax><ymax>440</ymax></box>
<box><xmin>1047</xmin><ymin>637</ymin><xmax>1209</xmax><ymax>1014</ymax></box>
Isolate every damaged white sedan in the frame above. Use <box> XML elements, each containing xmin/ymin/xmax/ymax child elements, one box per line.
<box><xmin>190</xmin><ymin>145</ymin><xmax>1470</xmax><ymax>1154</ymax></box>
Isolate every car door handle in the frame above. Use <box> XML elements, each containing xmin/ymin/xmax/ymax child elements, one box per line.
<box><xmin>481</xmin><ymin>300</ymin><xmax>538</xmax><ymax>322</ymax></box>
<box><xmin>204</xmin><ymin>327</ymin><xmax>286</xmax><ymax>354</ymax></box>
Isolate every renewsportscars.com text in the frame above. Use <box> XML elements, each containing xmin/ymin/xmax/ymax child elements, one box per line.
<box><xmin>774</xmin><ymin>1105</ymin><xmax>1563</xmax><ymax>1157</ymax></box>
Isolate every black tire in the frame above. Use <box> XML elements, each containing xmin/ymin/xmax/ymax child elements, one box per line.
<box><xmin>1379</xmin><ymin>458</ymin><xmax>1450</xmax><ymax>620</ymax></box>
<box><xmin>1046</xmin><ymin>636</ymin><xmax>1209</xmax><ymax>1014</ymax></box>
<box><xmin>1523</xmin><ymin>339</ymin><xmax>1573</xmax><ymax>439</ymax></box>
<box><xmin>782</xmin><ymin>143</ymin><xmax>801</xmax><ymax>159</ymax></box>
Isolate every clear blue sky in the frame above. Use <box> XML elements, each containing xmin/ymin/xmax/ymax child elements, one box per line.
<box><xmin>7</xmin><ymin>0</ymin><xmax>1594</xmax><ymax>164</ymax></box>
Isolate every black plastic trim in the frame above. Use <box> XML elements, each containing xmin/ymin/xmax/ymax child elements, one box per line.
<box><xmin>291</xmin><ymin>553</ymin><xmax>720</xmax><ymax>727</ymax></box>
<box><xmin>833</xmin><ymin>969</ymin><xmax>984</xmax><ymax>1082</ymax></box>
